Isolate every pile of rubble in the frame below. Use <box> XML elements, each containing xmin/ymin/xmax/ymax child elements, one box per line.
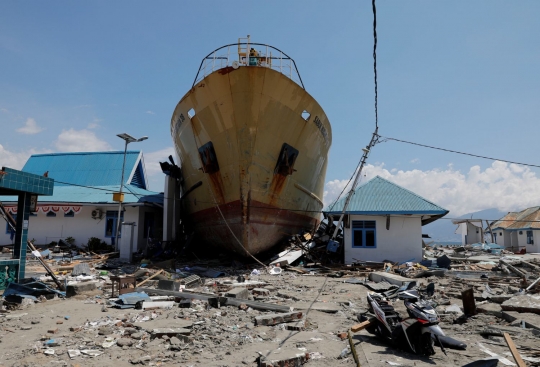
<box><xmin>3</xmin><ymin>240</ymin><xmax>540</xmax><ymax>366</ymax></box>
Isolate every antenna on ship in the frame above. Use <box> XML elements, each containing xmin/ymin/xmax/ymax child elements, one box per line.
<box><xmin>327</xmin><ymin>0</ymin><xmax>380</xmax><ymax>244</ymax></box>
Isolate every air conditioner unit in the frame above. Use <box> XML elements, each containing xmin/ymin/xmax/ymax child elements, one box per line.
<box><xmin>91</xmin><ymin>209</ymin><xmax>103</xmax><ymax>219</ymax></box>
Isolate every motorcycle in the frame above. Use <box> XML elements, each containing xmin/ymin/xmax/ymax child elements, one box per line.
<box><xmin>362</xmin><ymin>282</ymin><xmax>447</xmax><ymax>356</ymax></box>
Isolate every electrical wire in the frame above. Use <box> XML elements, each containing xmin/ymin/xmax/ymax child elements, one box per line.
<box><xmin>326</xmin><ymin>159</ymin><xmax>362</xmax><ymax>212</ymax></box>
<box><xmin>372</xmin><ymin>0</ymin><xmax>378</xmax><ymax>129</ymax></box>
<box><xmin>378</xmin><ymin>135</ymin><xmax>540</xmax><ymax>169</ymax></box>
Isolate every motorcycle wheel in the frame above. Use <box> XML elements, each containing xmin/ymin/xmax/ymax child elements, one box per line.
<box><xmin>417</xmin><ymin>332</ymin><xmax>435</xmax><ymax>356</ymax></box>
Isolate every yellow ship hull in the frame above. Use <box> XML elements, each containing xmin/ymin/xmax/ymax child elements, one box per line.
<box><xmin>171</xmin><ymin>65</ymin><xmax>332</xmax><ymax>255</ymax></box>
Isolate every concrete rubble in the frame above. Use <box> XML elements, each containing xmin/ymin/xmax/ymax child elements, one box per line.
<box><xmin>2</xmin><ymin>239</ymin><xmax>540</xmax><ymax>366</ymax></box>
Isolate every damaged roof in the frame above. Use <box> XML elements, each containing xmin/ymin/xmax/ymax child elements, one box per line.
<box><xmin>324</xmin><ymin>176</ymin><xmax>448</xmax><ymax>225</ymax></box>
<box><xmin>490</xmin><ymin>206</ymin><xmax>540</xmax><ymax>230</ymax></box>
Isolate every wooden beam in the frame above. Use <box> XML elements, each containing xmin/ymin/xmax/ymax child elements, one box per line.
<box><xmin>136</xmin><ymin>269</ymin><xmax>164</xmax><ymax>287</ymax></box>
<box><xmin>503</xmin><ymin>332</ymin><xmax>526</xmax><ymax>367</ymax></box>
<box><xmin>350</xmin><ymin>318</ymin><xmax>375</xmax><ymax>333</ymax></box>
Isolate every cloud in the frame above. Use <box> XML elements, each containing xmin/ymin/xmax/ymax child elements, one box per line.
<box><xmin>16</xmin><ymin>118</ymin><xmax>43</xmax><ymax>134</ymax></box>
<box><xmin>0</xmin><ymin>107</ymin><xmax>8</xmax><ymax>113</ymax></box>
<box><xmin>0</xmin><ymin>144</ymin><xmax>51</xmax><ymax>170</ymax></box>
<box><xmin>143</xmin><ymin>147</ymin><xmax>176</xmax><ymax>191</ymax></box>
<box><xmin>410</xmin><ymin>158</ymin><xmax>419</xmax><ymax>163</ymax></box>
<box><xmin>143</xmin><ymin>146</ymin><xmax>176</xmax><ymax>176</ymax></box>
<box><xmin>74</xmin><ymin>104</ymin><xmax>92</xmax><ymax>109</ymax></box>
<box><xmin>323</xmin><ymin>161</ymin><xmax>540</xmax><ymax>216</ymax></box>
<box><xmin>54</xmin><ymin>129</ymin><xmax>112</xmax><ymax>152</ymax></box>
<box><xmin>146</xmin><ymin>110</ymin><xmax>155</xmax><ymax>115</ymax></box>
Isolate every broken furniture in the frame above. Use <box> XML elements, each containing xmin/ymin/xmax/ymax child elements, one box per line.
<box><xmin>110</xmin><ymin>275</ymin><xmax>137</xmax><ymax>296</ymax></box>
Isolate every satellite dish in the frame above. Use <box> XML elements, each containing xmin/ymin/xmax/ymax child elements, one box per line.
<box><xmin>232</xmin><ymin>61</ymin><xmax>239</xmax><ymax>69</ymax></box>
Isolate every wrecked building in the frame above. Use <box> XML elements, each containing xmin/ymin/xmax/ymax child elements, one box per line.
<box><xmin>487</xmin><ymin>206</ymin><xmax>540</xmax><ymax>253</ymax></box>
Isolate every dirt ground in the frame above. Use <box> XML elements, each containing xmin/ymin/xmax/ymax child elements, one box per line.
<box><xmin>1</xmin><ymin>271</ymin><xmax>538</xmax><ymax>366</ymax></box>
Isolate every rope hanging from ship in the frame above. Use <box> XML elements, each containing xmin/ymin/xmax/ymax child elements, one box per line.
<box><xmin>186</xmin><ymin>114</ymin><xmax>268</xmax><ymax>268</ymax></box>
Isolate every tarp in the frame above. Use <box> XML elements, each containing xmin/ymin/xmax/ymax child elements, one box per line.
<box><xmin>2</xmin><ymin>281</ymin><xmax>65</xmax><ymax>302</ymax></box>
<box><xmin>114</xmin><ymin>291</ymin><xmax>151</xmax><ymax>309</ymax></box>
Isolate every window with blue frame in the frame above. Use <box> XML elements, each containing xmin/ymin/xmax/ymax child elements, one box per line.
<box><xmin>527</xmin><ymin>231</ymin><xmax>534</xmax><ymax>245</ymax></box>
<box><xmin>105</xmin><ymin>211</ymin><xmax>123</xmax><ymax>238</ymax></box>
<box><xmin>352</xmin><ymin>220</ymin><xmax>376</xmax><ymax>248</ymax></box>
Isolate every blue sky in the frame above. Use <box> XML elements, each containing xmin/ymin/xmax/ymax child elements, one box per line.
<box><xmin>1</xmin><ymin>1</ymin><xmax>540</xmax><ymax>219</ymax></box>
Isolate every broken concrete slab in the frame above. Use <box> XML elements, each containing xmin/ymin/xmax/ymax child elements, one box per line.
<box><xmin>270</xmin><ymin>249</ymin><xmax>304</xmax><ymax>267</ymax></box>
<box><xmin>71</xmin><ymin>263</ymin><xmax>92</xmax><ymax>276</ymax></box>
<box><xmin>157</xmin><ymin>280</ymin><xmax>179</xmax><ymax>291</ymax></box>
<box><xmin>502</xmin><ymin>294</ymin><xmax>540</xmax><ymax>315</ymax></box>
<box><xmin>224</xmin><ymin>287</ymin><xmax>249</xmax><ymax>299</ymax></box>
<box><xmin>477</xmin><ymin>302</ymin><xmax>503</xmax><ymax>318</ymax></box>
<box><xmin>259</xmin><ymin>349</ymin><xmax>310</xmax><ymax>367</ymax></box>
<box><xmin>254</xmin><ymin>311</ymin><xmax>303</xmax><ymax>326</ymax></box>
<box><xmin>136</xmin><ymin>287</ymin><xmax>291</xmax><ymax>312</ymax></box>
<box><xmin>490</xmin><ymin>295</ymin><xmax>513</xmax><ymax>304</ymax></box>
<box><xmin>502</xmin><ymin>311</ymin><xmax>540</xmax><ymax>330</ymax></box>
<box><xmin>66</xmin><ymin>282</ymin><xmax>97</xmax><ymax>297</ymax></box>
<box><xmin>369</xmin><ymin>272</ymin><xmax>412</xmax><ymax>286</ymax></box>
<box><xmin>134</xmin><ymin>319</ymin><xmax>193</xmax><ymax>330</ymax></box>
<box><xmin>286</xmin><ymin>319</ymin><xmax>308</xmax><ymax>331</ymax></box>
<box><xmin>150</xmin><ymin>328</ymin><xmax>192</xmax><ymax>338</ymax></box>
<box><xmin>253</xmin><ymin>288</ymin><xmax>270</xmax><ymax>296</ymax></box>
<box><xmin>277</xmin><ymin>290</ymin><xmax>301</xmax><ymax>301</ymax></box>
<box><xmin>291</xmin><ymin>302</ymin><xmax>341</xmax><ymax>313</ymax></box>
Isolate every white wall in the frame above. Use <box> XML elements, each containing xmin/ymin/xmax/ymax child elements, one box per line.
<box><xmin>532</xmin><ymin>231</ymin><xmax>540</xmax><ymax>254</ymax></box>
<box><xmin>344</xmin><ymin>215</ymin><xmax>423</xmax><ymax>264</ymax></box>
<box><xmin>0</xmin><ymin>205</ymin><xmax>159</xmax><ymax>252</ymax></box>
<box><xmin>466</xmin><ymin>223</ymin><xmax>482</xmax><ymax>244</ymax></box>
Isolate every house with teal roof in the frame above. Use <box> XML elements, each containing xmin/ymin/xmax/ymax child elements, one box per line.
<box><xmin>324</xmin><ymin>176</ymin><xmax>448</xmax><ymax>264</ymax></box>
<box><xmin>0</xmin><ymin>151</ymin><xmax>163</xmax><ymax>257</ymax></box>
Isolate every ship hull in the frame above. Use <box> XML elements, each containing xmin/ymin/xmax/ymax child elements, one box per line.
<box><xmin>171</xmin><ymin>66</ymin><xmax>332</xmax><ymax>255</ymax></box>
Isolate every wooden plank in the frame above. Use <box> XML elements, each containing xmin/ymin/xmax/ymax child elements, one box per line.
<box><xmin>350</xmin><ymin>318</ymin><xmax>375</xmax><ymax>333</ymax></box>
<box><xmin>348</xmin><ymin>330</ymin><xmax>361</xmax><ymax>367</ymax></box>
<box><xmin>136</xmin><ymin>269</ymin><xmax>164</xmax><ymax>287</ymax></box>
<box><xmin>462</xmin><ymin>288</ymin><xmax>477</xmax><ymax>315</ymax></box>
<box><xmin>503</xmin><ymin>332</ymin><xmax>526</xmax><ymax>367</ymax></box>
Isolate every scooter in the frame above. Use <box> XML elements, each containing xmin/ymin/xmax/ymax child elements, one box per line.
<box><xmin>363</xmin><ymin>283</ymin><xmax>447</xmax><ymax>356</ymax></box>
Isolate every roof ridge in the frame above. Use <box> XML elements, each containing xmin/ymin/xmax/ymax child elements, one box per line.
<box><xmin>30</xmin><ymin>151</ymin><xmax>142</xmax><ymax>157</ymax></box>
<box><xmin>368</xmin><ymin>175</ymin><xmax>447</xmax><ymax>211</ymax></box>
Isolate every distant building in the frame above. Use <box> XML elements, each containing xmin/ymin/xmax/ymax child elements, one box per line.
<box><xmin>324</xmin><ymin>176</ymin><xmax>448</xmax><ymax>264</ymax></box>
<box><xmin>0</xmin><ymin>151</ymin><xmax>163</xmax><ymax>258</ymax></box>
<box><xmin>452</xmin><ymin>219</ymin><xmax>484</xmax><ymax>246</ymax></box>
<box><xmin>487</xmin><ymin>206</ymin><xmax>540</xmax><ymax>253</ymax></box>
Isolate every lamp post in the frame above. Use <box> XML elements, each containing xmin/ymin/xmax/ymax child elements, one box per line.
<box><xmin>114</xmin><ymin>133</ymin><xmax>148</xmax><ymax>252</ymax></box>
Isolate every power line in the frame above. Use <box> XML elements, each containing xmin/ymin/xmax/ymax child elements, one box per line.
<box><xmin>378</xmin><ymin>135</ymin><xmax>540</xmax><ymax>169</ymax></box>
<box><xmin>372</xmin><ymin>0</ymin><xmax>378</xmax><ymax>129</ymax></box>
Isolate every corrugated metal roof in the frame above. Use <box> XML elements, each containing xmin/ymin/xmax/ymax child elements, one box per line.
<box><xmin>0</xmin><ymin>184</ymin><xmax>162</xmax><ymax>205</ymax></box>
<box><xmin>490</xmin><ymin>212</ymin><xmax>519</xmax><ymax>230</ymax></box>
<box><xmin>22</xmin><ymin>151</ymin><xmax>145</xmax><ymax>188</ymax></box>
<box><xmin>492</xmin><ymin>206</ymin><xmax>540</xmax><ymax>230</ymax></box>
<box><xmin>324</xmin><ymin>176</ymin><xmax>448</xmax><ymax>215</ymax></box>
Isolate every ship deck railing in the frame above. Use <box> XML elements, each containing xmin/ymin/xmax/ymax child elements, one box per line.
<box><xmin>193</xmin><ymin>42</ymin><xmax>305</xmax><ymax>89</ymax></box>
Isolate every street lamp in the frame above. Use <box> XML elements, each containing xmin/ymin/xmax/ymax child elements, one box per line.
<box><xmin>114</xmin><ymin>133</ymin><xmax>148</xmax><ymax>252</ymax></box>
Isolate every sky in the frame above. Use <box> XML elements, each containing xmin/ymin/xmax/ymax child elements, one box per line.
<box><xmin>1</xmin><ymin>1</ymin><xmax>540</xmax><ymax>222</ymax></box>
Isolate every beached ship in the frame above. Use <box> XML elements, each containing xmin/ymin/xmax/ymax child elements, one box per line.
<box><xmin>171</xmin><ymin>36</ymin><xmax>332</xmax><ymax>255</ymax></box>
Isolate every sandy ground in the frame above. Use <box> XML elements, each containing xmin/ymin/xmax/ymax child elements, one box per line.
<box><xmin>1</xmin><ymin>271</ymin><xmax>537</xmax><ymax>366</ymax></box>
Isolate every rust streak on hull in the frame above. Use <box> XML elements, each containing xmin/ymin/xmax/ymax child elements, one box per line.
<box><xmin>171</xmin><ymin>63</ymin><xmax>332</xmax><ymax>256</ymax></box>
